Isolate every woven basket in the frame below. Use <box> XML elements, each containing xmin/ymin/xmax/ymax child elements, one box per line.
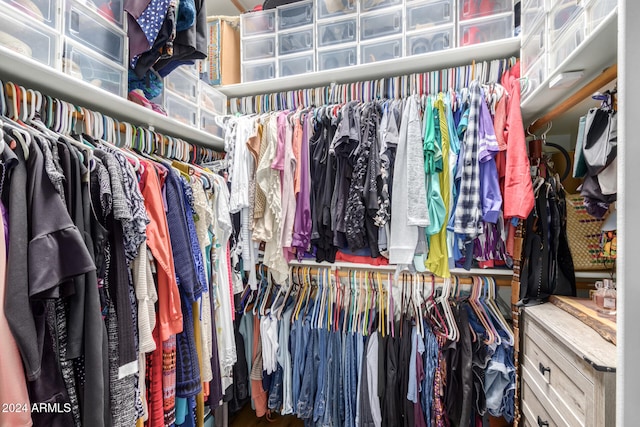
<box><xmin>565</xmin><ymin>194</ymin><xmax>609</xmax><ymax>270</ymax></box>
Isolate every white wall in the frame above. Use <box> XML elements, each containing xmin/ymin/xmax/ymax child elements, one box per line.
<box><xmin>618</xmin><ymin>1</ymin><xmax>639</xmax><ymax>425</ymax></box>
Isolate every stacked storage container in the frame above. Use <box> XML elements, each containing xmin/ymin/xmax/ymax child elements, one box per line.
<box><xmin>316</xmin><ymin>0</ymin><xmax>358</xmax><ymax>71</ymax></box>
<box><xmin>0</xmin><ymin>0</ymin><xmax>127</xmax><ymax>97</ymax></box>
<box><xmin>405</xmin><ymin>0</ymin><xmax>455</xmax><ymax>57</ymax></box>
<box><xmin>277</xmin><ymin>0</ymin><xmax>315</xmax><ymax>77</ymax></box>
<box><xmin>241</xmin><ymin>9</ymin><xmax>277</xmax><ymax>82</ymax></box>
<box><xmin>359</xmin><ymin>0</ymin><xmax>404</xmax><ymax>64</ymax></box>
<box><xmin>236</xmin><ymin>0</ymin><xmax>520</xmax><ymax>80</ymax></box>
<box><xmin>458</xmin><ymin>0</ymin><xmax>514</xmax><ymax>47</ymax></box>
<box><xmin>520</xmin><ymin>0</ymin><xmax>547</xmax><ymax>97</ymax></box>
<box><xmin>164</xmin><ymin>67</ymin><xmax>200</xmax><ymax>127</ymax></box>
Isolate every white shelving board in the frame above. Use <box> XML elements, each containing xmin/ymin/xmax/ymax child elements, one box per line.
<box><xmin>521</xmin><ymin>10</ymin><xmax>618</xmax><ymax>125</ymax></box>
<box><xmin>0</xmin><ymin>47</ymin><xmax>225</xmax><ymax>150</ymax></box>
<box><xmin>218</xmin><ymin>38</ymin><xmax>521</xmax><ymax>99</ymax></box>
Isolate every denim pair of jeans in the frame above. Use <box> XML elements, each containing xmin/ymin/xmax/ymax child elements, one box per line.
<box><xmin>296</xmin><ymin>316</ymin><xmax>316</xmax><ymax>419</ymax></box>
<box><xmin>343</xmin><ymin>332</ymin><xmax>358</xmax><ymax>427</ymax></box>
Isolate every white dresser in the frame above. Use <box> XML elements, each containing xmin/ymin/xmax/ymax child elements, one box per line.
<box><xmin>520</xmin><ymin>303</ymin><xmax>616</xmax><ymax>427</ymax></box>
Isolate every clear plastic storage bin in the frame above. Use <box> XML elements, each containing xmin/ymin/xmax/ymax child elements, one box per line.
<box><xmin>278</xmin><ymin>53</ymin><xmax>314</xmax><ymax>77</ymax></box>
<box><xmin>522</xmin><ymin>53</ymin><xmax>547</xmax><ymax>100</ymax></box>
<box><xmin>65</xmin><ymin>0</ymin><xmax>126</xmax><ymax>65</ymax></box>
<box><xmin>586</xmin><ymin>0</ymin><xmax>616</xmax><ymax>33</ymax></box>
<box><xmin>164</xmin><ymin>68</ymin><xmax>198</xmax><ymax>102</ymax></box>
<box><xmin>199</xmin><ymin>82</ymin><xmax>227</xmax><ymax>115</ymax></box>
<box><xmin>458</xmin><ymin>0</ymin><xmax>512</xmax><ymax>21</ymax></box>
<box><xmin>317</xmin><ymin>0</ymin><xmax>356</xmax><ymax>19</ymax></box>
<box><xmin>63</xmin><ymin>40</ymin><xmax>126</xmax><ymax>97</ymax></box>
<box><xmin>241</xmin><ymin>9</ymin><xmax>276</xmax><ymax>37</ymax></box>
<box><xmin>2</xmin><ymin>0</ymin><xmax>58</xmax><ymax>28</ymax></box>
<box><xmin>165</xmin><ymin>91</ymin><xmax>198</xmax><ymax>127</ymax></box>
<box><xmin>242</xmin><ymin>60</ymin><xmax>276</xmax><ymax>82</ymax></box>
<box><xmin>0</xmin><ymin>9</ymin><xmax>58</xmax><ymax>67</ymax></box>
<box><xmin>317</xmin><ymin>18</ymin><xmax>357</xmax><ymax>47</ymax></box>
<box><xmin>242</xmin><ymin>36</ymin><xmax>276</xmax><ymax>61</ymax></box>
<box><xmin>200</xmin><ymin>110</ymin><xmax>226</xmax><ymax>139</ymax></box>
<box><xmin>361</xmin><ymin>37</ymin><xmax>402</xmax><ymax>64</ymax></box>
<box><xmin>549</xmin><ymin>15</ymin><xmax>586</xmax><ymax>71</ymax></box>
<box><xmin>549</xmin><ymin>0</ymin><xmax>583</xmax><ymax>42</ymax></box>
<box><xmin>317</xmin><ymin>45</ymin><xmax>357</xmax><ymax>70</ymax></box>
<box><xmin>277</xmin><ymin>0</ymin><xmax>313</xmax><ymax>30</ymax></box>
<box><xmin>406</xmin><ymin>0</ymin><xmax>454</xmax><ymax>32</ymax></box>
<box><xmin>521</xmin><ymin>18</ymin><xmax>545</xmax><ymax>74</ymax></box>
<box><xmin>521</xmin><ymin>0</ymin><xmax>545</xmax><ymax>38</ymax></box>
<box><xmin>278</xmin><ymin>26</ymin><xmax>314</xmax><ymax>55</ymax></box>
<box><xmin>360</xmin><ymin>0</ymin><xmax>402</xmax><ymax>12</ymax></box>
<box><xmin>360</xmin><ymin>8</ymin><xmax>403</xmax><ymax>41</ymax></box>
<box><xmin>87</xmin><ymin>0</ymin><xmax>124</xmax><ymax>28</ymax></box>
<box><xmin>406</xmin><ymin>26</ymin><xmax>453</xmax><ymax>56</ymax></box>
<box><xmin>458</xmin><ymin>13</ymin><xmax>513</xmax><ymax>46</ymax></box>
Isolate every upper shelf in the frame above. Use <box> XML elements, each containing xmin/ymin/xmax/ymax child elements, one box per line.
<box><xmin>0</xmin><ymin>47</ymin><xmax>225</xmax><ymax>150</ymax></box>
<box><xmin>520</xmin><ymin>10</ymin><xmax>618</xmax><ymax>125</ymax></box>
<box><xmin>217</xmin><ymin>38</ymin><xmax>521</xmax><ymax>99</ymax></box>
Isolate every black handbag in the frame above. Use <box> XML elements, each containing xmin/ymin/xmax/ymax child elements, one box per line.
<box><xmin>518</xmin><ymin>175</ymin><xmax>576</xmax><ymax>306</ymax></box>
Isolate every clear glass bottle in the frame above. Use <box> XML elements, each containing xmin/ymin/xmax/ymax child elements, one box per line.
<box><xmin>597</xmin><ymin>279</ymin><xmax>617</xmax><ymax>315</ymax></box>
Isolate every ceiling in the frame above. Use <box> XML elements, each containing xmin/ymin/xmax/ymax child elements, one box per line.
<box><xmin>207</xmin><ymin>0</ymin><xmax>261</xmax><ymax>16</ymax></box>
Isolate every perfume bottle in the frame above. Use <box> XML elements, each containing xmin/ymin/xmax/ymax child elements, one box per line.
<box><xmin>596</xmin><ymin>279</ymin><xmax>617</xmax><ymax>315</ymax></box>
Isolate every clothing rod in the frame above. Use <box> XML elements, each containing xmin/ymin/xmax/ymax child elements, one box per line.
<box><xmin>2</xmin><ymin>80</ymin><xmax>223</xmax><ymax>162</ymax></box>
<box><xmin>528</xmin><ymin>64</ymin><xmax>617</xmax><ymax>134</ymax></box>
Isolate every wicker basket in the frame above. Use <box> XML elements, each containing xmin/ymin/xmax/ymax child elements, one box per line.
<box><xmin>565</xmin><ymin>194</ymin><xmax>609</xmax><ymax>270</ymax></box>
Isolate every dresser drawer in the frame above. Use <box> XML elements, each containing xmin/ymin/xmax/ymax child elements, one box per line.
<box><xmin>523</xmin><ymin>314</ymin><xmax>594</xmax><ymax>426</ymax></box>
<box><xmin>521</xmin><ymin>367</ymin><xmax>567</xmax><ymax>427</ymax></box>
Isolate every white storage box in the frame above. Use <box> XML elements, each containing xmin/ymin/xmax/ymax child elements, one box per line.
<box><xmin>360</xmin><ymin>0</ymin><xmax>402</xmax><ymax>12</ymax></box>
<box><xmin>242</xmin><ymin>59</ymin><xmax>276</xmax><ymax>82</ymax></box>
<box><xmin>406</xmin><ymin>0</ymin><xmax>454</xmax><ymax>32</ymax></box>
<box><xmin>549</xmin><ymin>0</ymin><xmax>584</xmax><ymax>42</ymax></box>
<box><xmin>277</xmin><ymin>0</ymin><xmax>314</xmax><ymax>30</ymax></box>
<box><xmin>165</xmin><ymin>91</ymin><xmax>198</xmax><ymax>127</ymax></box>
<box><xmin>2</xmin><ymin>0</ymin><xmax>58</xmax><ymax>28</ymax></box>
<box><xmin>522</xmin><ymin>53</ymin><xmax>547</xmax><ymax>100</ymax></box>
<box><xmin>317</xmin><ymin>0</ymin><xmax>356</xmax><ymax>19</ymax></box>
<box><xmin>360</xmin><ymin>7</ymin><xmax>403</xmax><ymax>41</ymax></box>
<box><xmin>586</xmin><ymin>0</ymin><xmax>616</xmax><ymax>33</ymax></box>
<box><xmin>549</xmin><ymin>14</ymin><xmax>586</xmax><ymax>71</ymax></box>
<box><xmin>406</xmin><ymin>26</ymin><xmax>454</xmax><ymax>56</ymax></box>
<box><xmin>64</xmin><ymin>0</ymin><xmax>126</xmax><ymax>65</ymax></box>
<box><xmin>317</xmin><ymin>18</ymin><xmax>357</xmax><ymax>47</ymax></box>
<box><xmin>458</xmin><ymin>13</ymin><xmax>513</xmax><ymax>46</ymax></box>
<box><xmin>521</xmin><ymin>17</ymin><xmax>545</xmax><ymax>75</ymax></box>
<box><xmin>458</xmin><ymin>0</ymin><xmax>512</xmax><ymax>21</ymax></box>
<box><xmin>63</xmin><ymin>39</ymin><xmax>126</xmax><ymax>97</ymax></box>
<box><xmin>200</xmin><ymin>110</ymin><xmax>226</xmax><ymax>139</ymax></box>
<box><xmin>317</xmin><ymin>45</ymin><xmax>357</xmax><ymax>70</ymax></box>
<box><xmin>360</xmin><ymin>36</ymin><xmax>402</xmax><ymax>64</ymax></box>
<box><xmin>240</xmin><ymin>9</ymin><xmax>276</xmax><ymax>37</ymax></box>
<box><xmin>278</xmin><ymin>53</ymin><xmax>314</xmax><ymax>77</ymax></box>
<box><xmin>199</xmin><ymin>81</ymin><xmax>227</xmax><ymax>116</ymax></box>
<box><xmin>242</xmin><ymin>36</ymin><xmax>276</xmax><ymax>61</ymax></box>
<box><xmin>0</xmin><ymin>8</ymin><xmax>59</xmax><ymax>67</ymax></box>
<box><xmin>521</xmin><ymin>0</ymin><xmax>546</xmax><ymax>38</ymax></box>
<box><xmin>278</xmin><ymin>26</ymin><xmax>314</xmax><ymax>55</ymax></box>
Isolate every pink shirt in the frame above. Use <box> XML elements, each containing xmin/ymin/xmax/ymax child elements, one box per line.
<box><xmin>0</xmin><ymin>204</ymin><xmax>32</xmax><ymax>427</ymax></box>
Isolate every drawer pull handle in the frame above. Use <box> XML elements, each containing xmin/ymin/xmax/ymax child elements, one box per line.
<box><xmin>537</xmin><ymin>416</ymin><xmax>549</xmax><ymax>427</ymax></box>
<box><xmin>538</xmin><ymin>362</ymin><xmax>551</xmax><ymax>376</ymax></box>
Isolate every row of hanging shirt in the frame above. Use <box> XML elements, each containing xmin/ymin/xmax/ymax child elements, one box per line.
<box><xmin>233</xmin><ymin>267</ymin><xmax>515</xmax><ymax>426</ymax></box>
<box><xmin>225</xmin><ymin>65</ymin><xmax>534</xmax><ymax>287</ymax></box>
<box><xmin>0</xmin><ymin>81</ymin><xmax>236</xmax><ymax>427</ymax></box>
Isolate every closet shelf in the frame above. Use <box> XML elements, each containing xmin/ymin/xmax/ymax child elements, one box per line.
<box><xmin>520</xmin><ymin>10</ymin><xmax>618</xmax><ymax>125</ymax></box>
<box><xmin>217</xmin><ymin>38</ymin><xmax>521</xmax><ymax>99</ymax></box>
<box><xmin>0</xmin><ymin>47</ymin><xmax>225</xmax><ymax>150</ymax></box>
